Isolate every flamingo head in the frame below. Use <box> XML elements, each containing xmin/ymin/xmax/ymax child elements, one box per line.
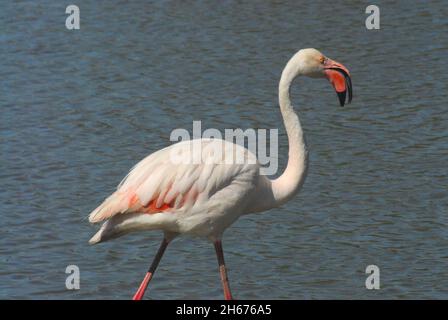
<box><xmin>294</xmin><ymin>48</ymin><xmax>353</xmax><ymax>106</ymax></box>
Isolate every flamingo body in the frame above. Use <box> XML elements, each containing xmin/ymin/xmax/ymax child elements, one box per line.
<box><xmin>89</xmin><ymin>139</ymin><xmax>265</xmax><ymax>243</ymax></box>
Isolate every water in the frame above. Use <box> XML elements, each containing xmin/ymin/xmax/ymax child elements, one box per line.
<box><xmin>1</xmin><ymin>1</ymin><xmax>447</xmax><ymax>299</ymax></box>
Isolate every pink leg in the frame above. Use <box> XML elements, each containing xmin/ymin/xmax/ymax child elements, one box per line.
<box><xmin>214</xmin><ymin>240</ymin><xmax>233</xmax><ymax>300</ymax></box>
<box><xmin>132</xmin><ymin>238</ymin><xmax>169</xmax><ymax>300</ymax></box>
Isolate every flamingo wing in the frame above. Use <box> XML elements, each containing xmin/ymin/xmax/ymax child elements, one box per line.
<box><xmin>88</xmin><ymin>139</ymin><xmax>259</xmax><ymax>223</ymax></box>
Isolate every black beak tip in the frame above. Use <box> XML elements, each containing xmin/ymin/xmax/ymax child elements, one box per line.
<box><xmin>337</xmin><ymin>91</ymin><xmax>346</xmax><ymax>107</ymax></box>
<box><xmin>346</xmin><ymin>74</ymin><xmax>353</xmax><ymax>105</ymax></box>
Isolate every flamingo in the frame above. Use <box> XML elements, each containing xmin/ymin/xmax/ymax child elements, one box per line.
<box><xmin>88</xmin><ymin>48</ymin><xmax>352</xmax><ymax>300</ymax></box>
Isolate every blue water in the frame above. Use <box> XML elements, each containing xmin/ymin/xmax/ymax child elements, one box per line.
<box><xmin>1</xmin><ymin>1</ymin><xmax>447</xmax><ymax>299</ymax></box>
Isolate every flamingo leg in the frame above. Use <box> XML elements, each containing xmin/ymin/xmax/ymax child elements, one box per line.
<box><xmin>132</xmin><ymin>238</ymin><xmax>169</xmax><ymax>300</ymax></box>
<box><xmin>214</xmin><ymin>240</ymin><xmax>233</xmax><ymax>300</ymax></box>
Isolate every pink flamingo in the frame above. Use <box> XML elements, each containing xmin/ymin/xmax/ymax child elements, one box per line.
<box><xmin>88</xmin><ymin>48</ymin><xmax>352</xmax><ymax>300</ymax></box>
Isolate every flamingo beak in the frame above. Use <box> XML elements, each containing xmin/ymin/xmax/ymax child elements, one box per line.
<box><xmin>324</xmin><ymin>58</ymin><xmax>352</xmax><ymax>106</ymax></box>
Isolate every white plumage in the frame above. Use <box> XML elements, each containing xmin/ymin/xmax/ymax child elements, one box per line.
<box><xmin>89</xmin><ymin>139</ymin><xmax>262</xmax><ymax>243</ymax></box>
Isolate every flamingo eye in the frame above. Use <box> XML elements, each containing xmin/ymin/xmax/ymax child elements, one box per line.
<box><xmin>320</xmin><ymin>56</ymin><xmax>326</xmax><ymax>64</ymax></box>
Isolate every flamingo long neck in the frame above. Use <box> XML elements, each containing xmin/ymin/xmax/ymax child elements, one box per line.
<box><xmin>271</xmin><ymin>61</ymin><xmax>308</xmax><ymax>205</ymax></box>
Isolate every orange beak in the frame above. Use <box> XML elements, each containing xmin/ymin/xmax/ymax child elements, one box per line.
<box><xmin>324</xmin><ymin>58</ymin><xmax>352</xmax><ymax>106</ymax></box>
